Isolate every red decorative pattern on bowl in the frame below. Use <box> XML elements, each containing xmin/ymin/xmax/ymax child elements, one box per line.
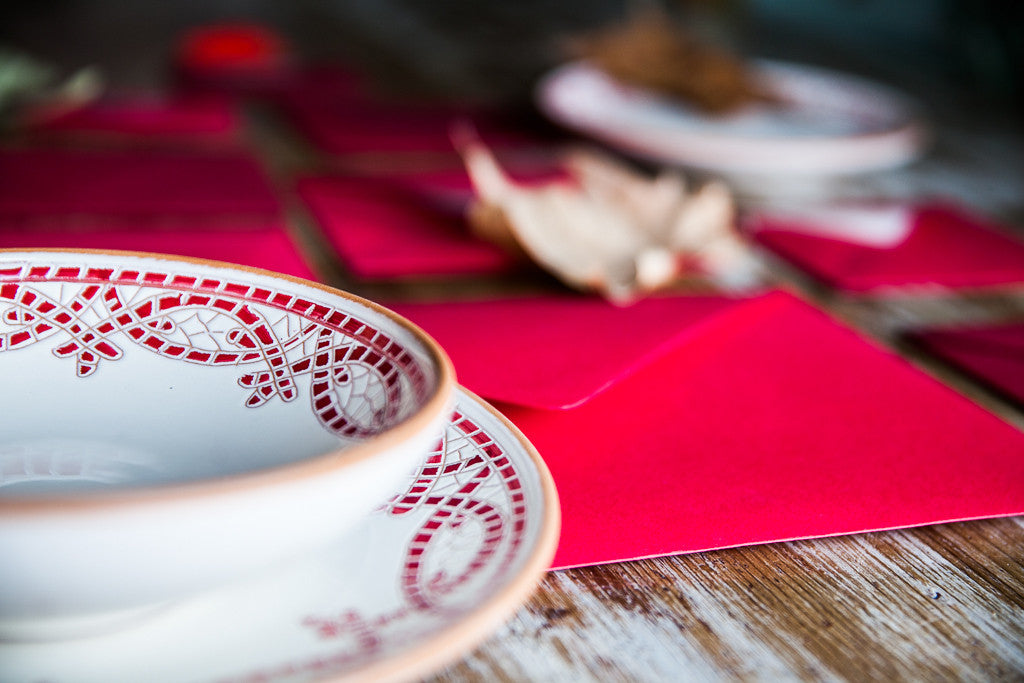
<box><xmin>0</xmin><ymin>256</ymin><xmax>432</xmax><ymax>444</ymax></box>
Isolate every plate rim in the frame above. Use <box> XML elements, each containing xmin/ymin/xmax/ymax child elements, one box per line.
<box><xmin>536</xmin><ymin>59</ymin><xmax>928</xmax><ymax>175</ymax></box>
<box><xmin>329</xmin><ymin>386</ymin><xmax>560</xmax><ymax>683</ymax></box>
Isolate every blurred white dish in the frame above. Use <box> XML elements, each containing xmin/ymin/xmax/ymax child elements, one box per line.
<box><xmin>537</xmin><ymin>60</ymin><xmax>926</xmax><ymax>175</ymax></box>
<box><xmin>748</xmin><ymin>202</ymin><xmax>916</xmax><ymax>247</ymax></box>
<box><xmin>0</xmin><ymin>389</ymin><xmax>559</xmax><ymax>683</ymax></box>
<box><xmin>0</xmin><ymin>249</ymin><xmax>455</xmax><ymax>638</ymax></box>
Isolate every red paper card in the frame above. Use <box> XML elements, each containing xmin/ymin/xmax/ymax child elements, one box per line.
<box><xmin>0</xmin><ymin>226</ymin><xmax>316</xmax><ymax>281</ymax></box>
<box><xmin>392</xmin><ymin>292</ymin><xmax>1024</xmax><ymax>569</ymax></box>
<box><xmin>389</xmin><ymin>160</ymin><xmax>571</xmax><ymax>213</ymax></box>
<box><xmin>298</xmin><ymin>176</ymin><xmax>518</xmax><ymax>279</ymax></box>
<box><xmin>280</xmin><ymin>86</ymin><xmax>548</xmax><ymax>156</ymax></box>
<box><xmin>0</xmin><ymin>149</ymin><xmax>281</xmax><ymax>221</ymax></box>
<box><xmin>392</xmin><ymin>295</ymin><xmax>745</xmax><ymax>410</ymax></box>
<box><xmin>909</xmin><ymin>322</ymin><xmax>1024</xmax><ymax>407</ymax></box>
<box><xmin>29</xmin><ymin>95</ymin><xmax>239</xmax><ymax>143</ymax></box>
<box><xmin>751</xmin><ymin>204</ymin><xmax>1024</xmax><ymax>292</ymax></box>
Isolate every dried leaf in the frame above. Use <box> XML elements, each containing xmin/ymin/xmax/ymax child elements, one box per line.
<box><xmin>564</xmin><ymin>148</ymin><xmax>688</xmax><ymax>241</ymax></box>
<box><xmin>569</xmin><ymin>8</ymin><xmax>769</xmax><ymax>114</ymax></box>
<box><xmin>454</xmin><ymin>124</ymin><xmax>762</xmax><ymax>302</ymax></box>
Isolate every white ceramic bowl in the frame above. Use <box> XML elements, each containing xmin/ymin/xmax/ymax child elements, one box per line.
<box><xmin>0</xmin><ymin>249</ymin><xmax>455</xmax><ymax>639</ymax></box>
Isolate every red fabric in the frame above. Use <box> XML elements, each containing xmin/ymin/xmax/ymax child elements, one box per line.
<box><xmin>0</xmin><ymin>150</ymin><xmax>281</xmax><ymax>220</ymax></box>
<box><xmin>752</xmin><ymin>204</ymin><xmax>1024</xmax><ymax>292</ymax></box>
<box><xmin>0</xmin><ymin>225</ymin><xmax>316</xmax><ymax>281</ymax></box>
<box><xmin>910</xmin><ymin>322</ymin><xmax>1024</xmax><ymax>407</ymax></box>
<box><xmin>298</xmin><ymin>176</ymin><xmax>518</xmax><ymax>279</ymax></box>
<box><xmin>393</xmin><ymin>291</ymin><xmax>1024</xmax><ymax>569</ymax></box>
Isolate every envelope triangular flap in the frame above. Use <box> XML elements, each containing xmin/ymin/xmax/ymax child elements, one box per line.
<box><xmin>390</xmin><ymin>292</ymin><xmax>779</xmax><ymax>410</ymax></box>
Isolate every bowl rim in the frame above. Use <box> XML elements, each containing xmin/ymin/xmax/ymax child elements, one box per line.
<box><xmin>0</xmin><ymin>248</ymin><xmax>457</xmax><ymax>515</ymax></box>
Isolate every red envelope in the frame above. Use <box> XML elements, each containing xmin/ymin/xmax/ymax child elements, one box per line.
<box><xmin>389</xmin><ymin>159</ymin><xmax>572</xmax><ymax>213</ymax></box>
<box><xmin>281</xmin><ymin>88</ymin><xmax>547</xmax><ymax>156</ymax></box>
<box><xmin>29</xmin><ymin>94</ymin><xmax>240</xmax><ymax>142</ymax></box>
<box><xmin>298</xmin><ymin>176</ymin><xmax>518</xmax><ymax>279</ymax></box>
<box><xmin>908</xmin><ymin>322</ymin><xmax>1024</xmax><ymax>408</ymax></box>
<box><xmin>391</xmin><ymin>292</ymin><xmax>1024</xmax><ymax>569</ymax></box>
<box><xmin>393</xmin><ymin>295</ymin><xmax>746</xmax><ymax>409</ymax></box>
<box><xmin>0</xmin><ymin>149</ymin><xmax>281</xmax><ymax>222</ymax></box>
<box><xmin>751</xmin><ymin>204</ymin><xmax>1024</xmax><ymax>292</ymax></box>
<box><xmin>0</xmin><ymin>225</ymin><xmax>316</xmax><ymax>280</ymax></box>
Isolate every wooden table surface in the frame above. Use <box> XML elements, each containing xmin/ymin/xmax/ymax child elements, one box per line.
<box><xmin>246</xmin><ymin>86</ymin><xmax>1024</xmax><ymax>680</ymax></box>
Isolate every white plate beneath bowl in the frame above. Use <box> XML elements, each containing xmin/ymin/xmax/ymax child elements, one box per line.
<box><xmin>537</xmin><ymin>60</ymin><xmax>926</xmax><ymax>176</ymax></box>
<box><xmin>0</xmin><ymin>388</ymin><xmax>559</xmax><ymax>683</ymax></box>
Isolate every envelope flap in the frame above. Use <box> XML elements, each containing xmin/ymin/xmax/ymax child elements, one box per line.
<box><xmin>389</xmin><ymin>293</ymin><xmax>771</xmax><ymax>410</ymax></box>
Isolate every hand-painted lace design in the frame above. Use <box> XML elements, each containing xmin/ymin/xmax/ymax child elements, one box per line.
<box><xmin>0</xmin><ymin>261</ymin><xmax>431</xmax><ymax>438</ymax></box>
<box><xmin>292</xmin><ymin>408</ymin><xmax>531</xmax><ymax>675</ymax></box>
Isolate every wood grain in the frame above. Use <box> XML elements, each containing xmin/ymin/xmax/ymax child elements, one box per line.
<box><xmin>432</xmin><ymin>518</ymin><xmax>1024</xmax><ymax>681</ymax></box>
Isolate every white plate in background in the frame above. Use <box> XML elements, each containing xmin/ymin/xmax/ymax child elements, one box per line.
<box><xmin>537</xmin><ymin>60</ymin><xmax>926</xmax><ymax>176</ymax></box>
